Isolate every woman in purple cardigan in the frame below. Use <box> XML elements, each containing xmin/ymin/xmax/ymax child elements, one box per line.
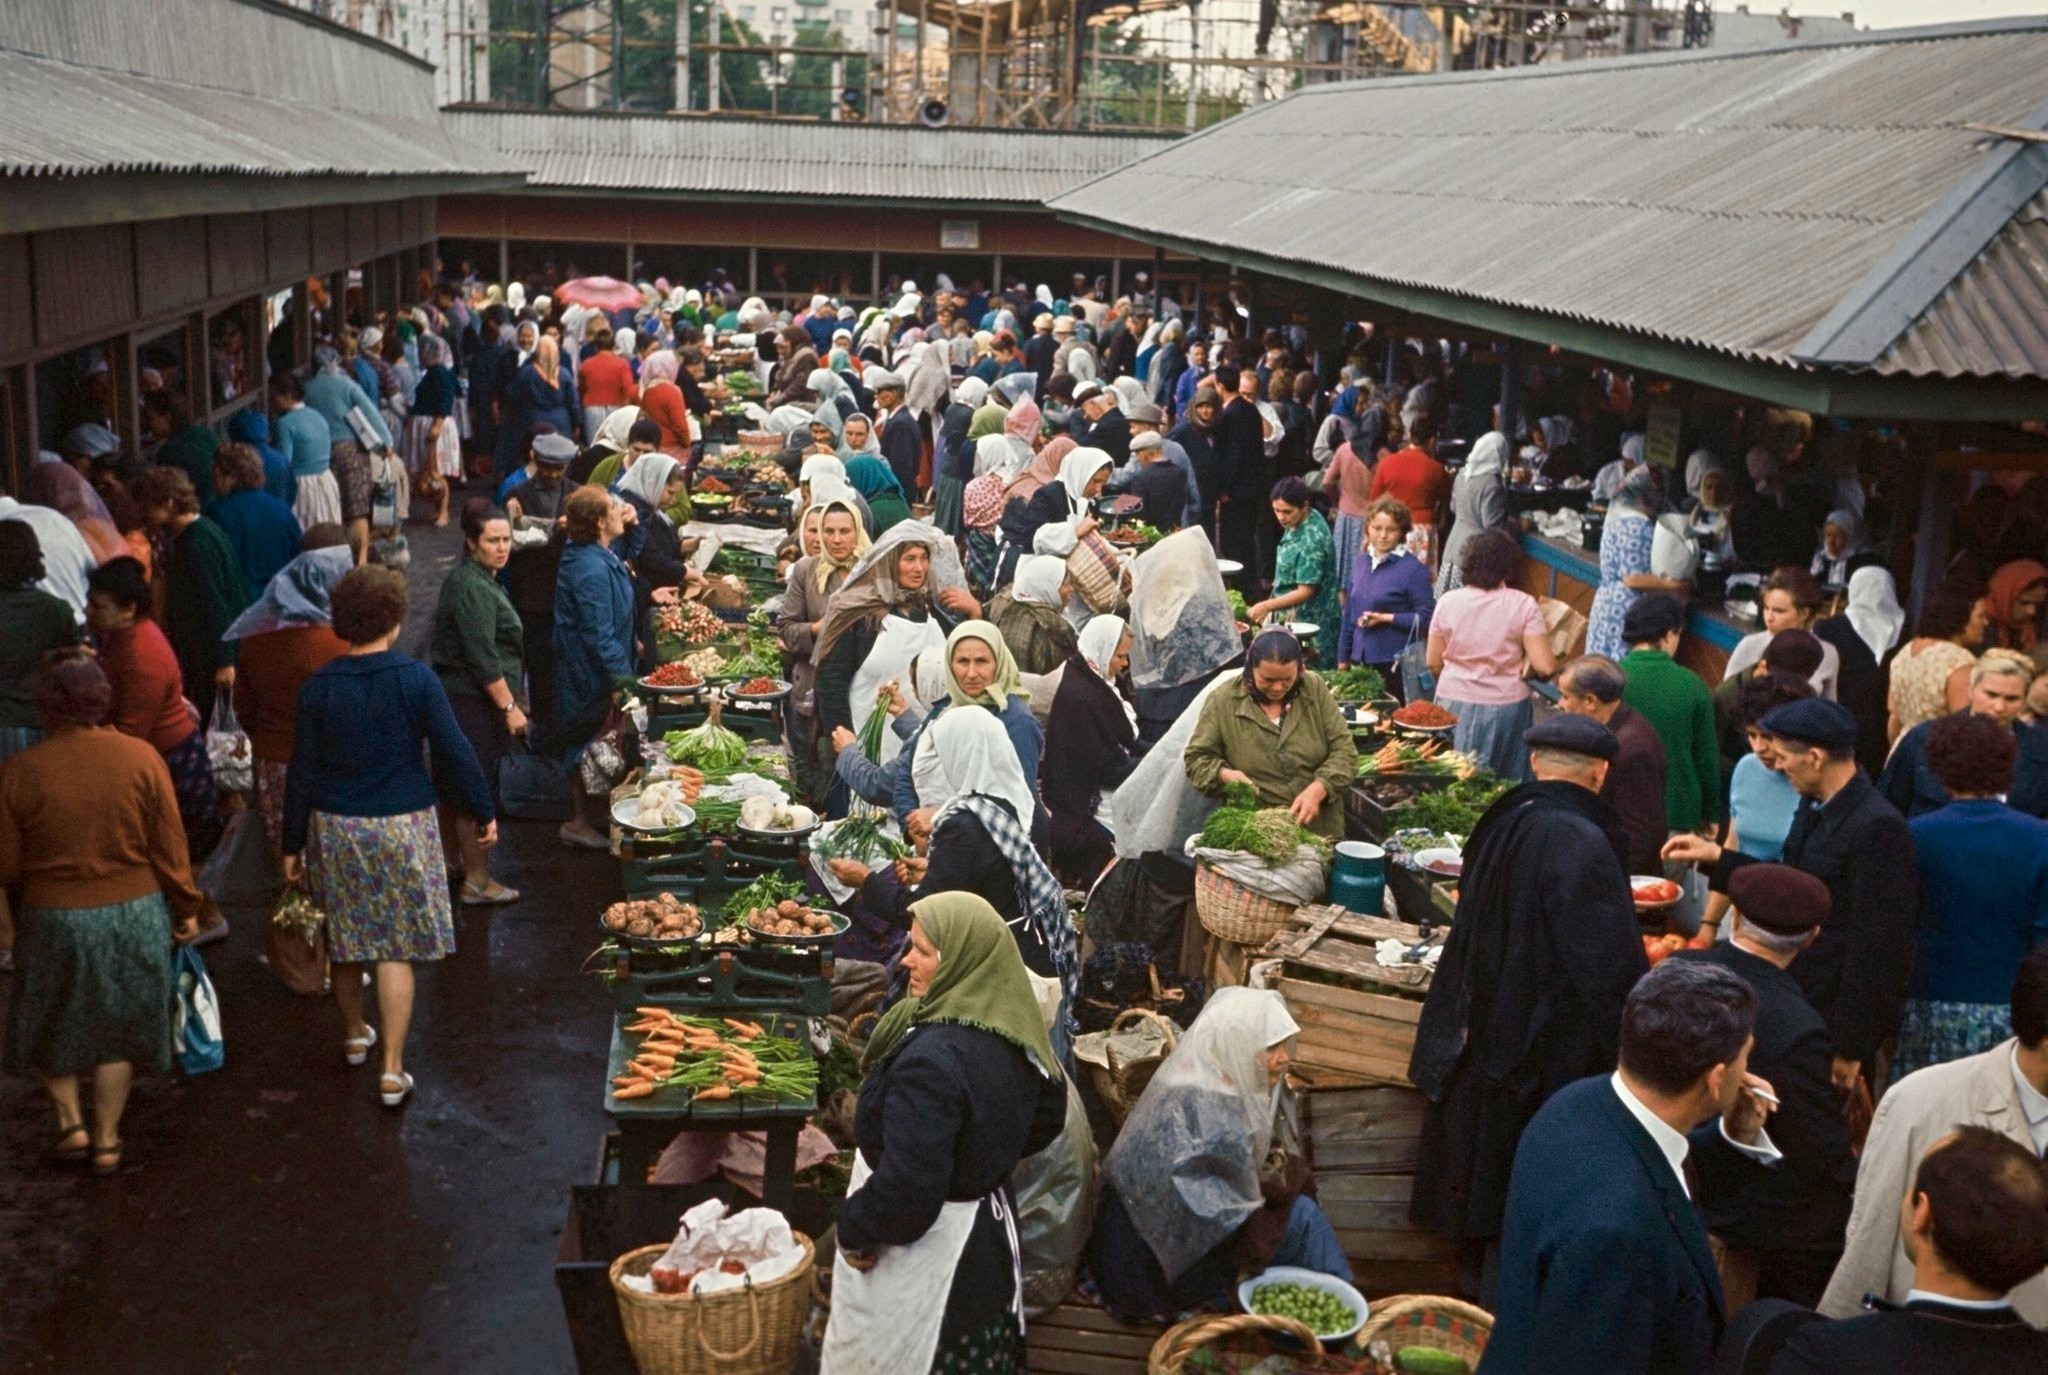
<box><xmin>1336</xmin><ymin>497</ymin><xmax>1435</xmax><ymax>700</ymax></box>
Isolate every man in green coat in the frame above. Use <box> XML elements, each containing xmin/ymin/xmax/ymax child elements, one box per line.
<box><xmin>1619</xmin><ymin>593</ymin><xmax>1721</xmax><ymax>836</ymax></box>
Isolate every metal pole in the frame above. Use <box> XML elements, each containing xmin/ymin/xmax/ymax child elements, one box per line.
<box><xmin>871</xmin><ymin>251</ymin><xmax>882</xmax><ymax>307</ymax></box>
<box><xmin>1185</xmin><ymin>2</ymin><xmax>1200</xmax><ymax>131</ymax></box>
<box><xmin>885</xmin><ymin>2</ymin><xmax>899</xmax><ymax>122</ymax></box>
<box><xmin>747</xmin><ymin>246</ymin><xmax>758</xmax><ymax>295</ymax></box>
<box><xmin>832</xmin><ymin>55</ymin><xmax>844</xmax><ymax>120</ymax></box>
<box><xmin>610</xmin><ymin>0</ymin><xmax>625</xmax><ymax>109</ymax></box>
<box><xmin>1151</xmin><ymin>246</ymin><xmax>1162</xmax><ymax>317</ymax></box>
<box><xmin>709</xmin><ymin>0</ymin><xmax>722</xmax><ymax>112</ymax></box>
<box><xmin>676</xmin><ymin>0</ymin><xmax>691</xmax><ymax>111</ymax></box>
<box><xmin>499</xmin><ymin>236</ymin><xmax>509</xmax><ymax>287</ymax></box>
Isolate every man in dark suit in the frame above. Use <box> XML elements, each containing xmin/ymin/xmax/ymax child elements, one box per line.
<box><xmin>1482</xmin><ymin>959</ymin><xmax>1781</xmax><ymax>1374</ymax></box>
<box><xmin>868</xmin><ymin>370</ymin><xmax>923</xmax><ymax>499</ymax></box>
<box><xmin>1557</xmin><ymin>653</ymin><xmax>1668</xmax><ymax>875</ymax></box>
<box><xmin>1675</xmin><ymin>863</ymin><xmax>1857</xmax><ymax>1307</ymax></box>
<box><xmin>1767</xmin><ymin>1126</ymin><xmax>2048</xmax><ymax>1373</ymax></box>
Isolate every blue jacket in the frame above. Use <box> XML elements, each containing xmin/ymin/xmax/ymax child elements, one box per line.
<box><xmin>305</xmin><ymin>369</ymin><xmax>392</xmax><ymax>450</ymax></box>
<box><xmin>1484</xmin><ymin>1076</ymin><xmax>1724</xmax><ymax>1375</ymax></box>
<box><xmin>835</xmin><ymin>707</ymin><xmax>926</xmax><ymax>806</ymax></box>
<box><xmin>552</xmin><ymin>539</ymin><xmax>635</xmax><ymax>738</ymax></box>
<box><xmin>1907</xmin><ymin>797</ymin><xmax>2048</xmax><ymax>1004</ymax></box>
<box><xmin>891</xmin><ymin>696</ymin><xmax>1044</xmax><ymax>827</ymax></box>
<box><xmin>208</xmin><ymin>488</ymin><xmax>304</xmax><ymax>600</ymax></box>
<box><xmin>1338</xmin><ymin>547</ymin><xmax>1435</xmax><ymax>666</ymax></box>
<box><xmin>1879</xmin><ymin>710</ymin><xmax>2048</xmax><ymax>818</ymax></box>
<box><xmin>283</xmin><ymin>652</ymin><xmax>490</xmax><ymax>853</ymax></box>
<box><xmin>227</xmin><ymin>410</ymin><xmax>297</xmax><ymax>507</ymax></box>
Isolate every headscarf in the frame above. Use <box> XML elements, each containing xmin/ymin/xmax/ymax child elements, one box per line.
<box><xmin>846</xmin><ymin>454</ymin><xmax>905</xmax><ymax>501</ymax></box>
<box><xmin>1610</xmin><ymin>461</ymin><xmax>1666</xmax><ymax>519</ymax></box>
<box><xmin>60</xmin><ymin>423</ymin><xmax>120</xmax><ymax>462</ymax></box>
<box><xmin>942</xmin><ymin>618</ymin><xmax>1027</xmax><ymax>709</ymax></box>
<box><xmin>839</xmin><ymin>416</ymin><xmax>882</xmax><ymax>460</ymax></box>
<box><xmin>1005</xmin><ymin>435</ymin><xmax>1070</xmax><ymax>502</ymax></box>
<box><xmin>1004</xmin><ymin>393</ymin><xmax>1043</xmax><ymax>448</ymax></box>
<box><xmin>506</xmin><ymin>282</ymin><xmax>526</xmax><ymax>311</ymax></box>
<box><xmin>1111</xmin><ymin>375</ymin><xmax>1146</xmax><ymax>415</ymax></box>
<box><xmin>906</xmin><ymin>341</ymin><xmax>952</xmax><ymax>417</ymax></box>
<box><xmin>591</xmin><ymin>404</ymin><xmax>643</xmax><ymax>454</ymax></box>
<box><xmin>807</xmin><ymin>473</ymin><xmax>860</xmax><ymax>528</ymax></box>
<box><xmin>1241</xmin><ymin>628</ymin><xmax>1306</xmax><ymax>701</ymax></box>
<box><xmin>811</xmin><ymin>521</ymin><xmax>966</xmax><ymax>664</ymax></box>
<box><xmin>1683</xmin><ymin>448</ymin><xmax>1719</xmax><ymax>502</ymax></box>
<box><xmin>954</xmin><ymin>376</ymin><xmax>990</xmax><ymax>411</ymax></box>
<box><xmin>919</xmin><ymin>696</ymin><xmax>1037</xmax><ymax>831</ymax></box>
<box><xmin>1461</xmin><ymin>431</ymin><xmax>1508</xmax><ymax>482</ymax></box>
<box><xmin>800</xmin><ymin>453</ymin><xmax>847</xmax><ymax>489</ymax></box>
<box><xmin>1078</xmin><ymin>613</ymin><xmax>1129</xmax><ymax>681</ymax></box>
<box><xmin>968</xmin><ymin>405</ymin><xmax>1006</xmax><ymax>443</ymax></box>
<box><xmin>1844</xmin><ymin>566</ymin><xmax>1905</xmax><ymax>662</ymax></box>
<box><xmin>809</xmin><ymin>368</ymin><xmax>851</xmax><ymax>409</ymax></box>
<box><xmin>804</xmin><ymin>402</ymin><xmax>846</xmax><ymax>448</ymax></box>
<box><xmin>640</xmin><ymin>350</ymin><xmax>680</xmax><ymax>389</ymax></box>
<box><xmin>992</xmin><ymin>373</ymin><xmax>1037</xmax><ymax>408</ymax></box>
<box><xmin>1012</xmin><ymin>555</ymin><xmax>1067</xmax><ymax>609</ymax></box>
<box><xmin>616</xmin><ymin>453</ymin><xmax>681</xmax><ymax>509</ymax></box>
<box><xmin>809</xmin><ymin>496</ymin><xmax>871</xmax><ymax>592</ymax></box>
<box><xmin>962</xmin><ymin>472</ymin><xmax>1006</xmax><ymax>531</ymax></box>
<box><xmin>25</xmin><ymin>461</ymin><xmax>122</xmax><ymax>563</ymax></box>
<box><xmin>1103</xmin><ymin>987</ymin><xmax>1300</xmax><ymax>1280</ymax></box>
<box><xmin>1536</xmin><ymin>415</ymin><xmax>1576</xmax><ymax>453</ymax></box>
<box><xmin>1619</xmin><ymin>432</ymin><xmax>1645</xmax><ymax>466</ymax></box>
<box><xmin>860</xmin><ymin>892</ymin><xmax>1059</xmax><ymax>1076</ymax></box>
<box><xmin>1055</xmin><ymin>446</ymin><xmax>1113</xmax><ymax>519</ymax></box>
<box><xmin>1820</xmin><ymin>507</ymin><xmax>1863</xmax><ymax>555</ymax></box>
<box><xmin>534</xmin><ymin>338</ymin><xmax>564</xmax><ymax>395</ymax></box>
<box><xmin>1986</xmin><ymin>559</ymin><xmax>2048</xmax><ymax>650</ymax></box>
<box><xmin>766</xmin><ymin>403</ymin><xmax>819</xmax><ymax>436</ymax></box>
<box><xmin>614</xmin><ymin>327</ymin><xmax>636</xmax><ymax>358</ymax></box>
<box><xmin>222</xmin><ymin>547</ymin><xmax>352</xmax><ymax>640</ymax></box>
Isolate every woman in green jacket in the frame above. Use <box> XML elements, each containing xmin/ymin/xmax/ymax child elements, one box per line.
<box><xmin>1184</xmin><ymin>630</ymin><xmax>1357</xmax><ymax>841</ymax></box>
<box><xmin>132</xmin><ymin>466</ymin><xmax>250</xmax><ymax>726</ymax></box>
<box><xmin>431</xmin><ymin>501</ymin><xmax>526</xmax><ymax>905</ymax></box>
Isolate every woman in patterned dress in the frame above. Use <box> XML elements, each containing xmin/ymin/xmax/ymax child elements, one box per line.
<box><xmin>1585</xmin><ymin>463</ymin><xmax>1683</xmax><ymax>661</ymax></box>
<box><xmin>282</xmin><ymin>566</ymin><xmax>492</xmax><ymax>1109</ymax></box>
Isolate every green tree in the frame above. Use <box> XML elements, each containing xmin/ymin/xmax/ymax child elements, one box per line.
<box><xmin>1079</xmin><ymin>20</ymin><xmax>1240</xmax><ymax>131</ymax></box>
<box><xmin>782</xmin><ymin>21</ymin><xmax>868</xmax><ymax>118</ymax></box>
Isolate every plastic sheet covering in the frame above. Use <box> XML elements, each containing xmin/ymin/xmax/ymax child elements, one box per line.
<box><xmin>1127</xmin><ymin>527</ymin><xmax>1239</xmax><ymax>691</ymax></box>
<box><xmin>1110</xmin><ymin>669</ymin><xmax>1234</xmax><ymax>860</ymax></box>
<box><xmin>1101</xmin><ymin>988</ymin><xmax>1300</xmax><ymax>1281</ymax></box>
<box><xmin>1013</xmin><ymin>1075</ymin><xmax>1096</xmax><ymax>1318</ymax></box>
<box><xmin>1186</xmin><ymin>838</ymin><xmax>1330</xmax><ymax>906</ymax></box>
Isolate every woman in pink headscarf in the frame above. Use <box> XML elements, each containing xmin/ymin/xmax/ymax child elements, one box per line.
<box><xmin>26</xmin><ymin>461</ymin><xmax>123</xmax><ymax>565</ymax></box>
<box><xmin>638</xmin><ymin>349</ymin><xmax>691</xmax><ymax>459</ymax></box>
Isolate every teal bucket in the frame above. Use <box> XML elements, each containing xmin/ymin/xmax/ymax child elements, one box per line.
<box><xmin>1327</xmin><ymin>840</ymin><xmax>1386</xmax><ymax>917</ymax></box>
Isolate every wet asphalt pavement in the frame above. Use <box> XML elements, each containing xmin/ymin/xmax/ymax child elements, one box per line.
<box><xmin>0</xmin><ymin>515</ymin><xmax>623</xmax><ymax>1374</ymax></box>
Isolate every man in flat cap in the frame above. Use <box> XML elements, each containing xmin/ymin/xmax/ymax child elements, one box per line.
<box><xmin>1410</xmin><ymin>711</ymin><xmax>1649</xmax><ymax>1302</ymax></box>
<box><xmin>1673</xmin><ymin>863</ymin><xmax>1858</xmax><ymax>1307</ymax></box>
<box><xmin>1665</xmin><ymin>697</ymin><xmax>1917</xmax><ymax>1106</ymax></box>
<box><xmin>867</xmin><ymin>369</ymin><xmax>922</xmax><ymax>499</ymax></box>
<box><xmin>1071</xmin><ymin>380</ymin><xmax>1131</xmax><ymax>468</ymax></box>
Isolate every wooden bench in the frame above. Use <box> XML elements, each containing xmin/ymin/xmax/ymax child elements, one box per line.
<box><xmin>1026</xmin><ymin>1300</ymin><xmax>1166</xmax><ymax>1375</ymax></box>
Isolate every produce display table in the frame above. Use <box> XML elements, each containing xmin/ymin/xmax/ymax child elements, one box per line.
<box><xmin>601</xmin><ymin>1007</ymin><xmax>815</xmax><ymax>1211</ymax></box>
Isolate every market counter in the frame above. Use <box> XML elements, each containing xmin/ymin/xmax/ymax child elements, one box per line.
<box><xmin>1516</xmin><ymin>530</ymin><xmax>1747</xmax><ymax>682</ymax></box>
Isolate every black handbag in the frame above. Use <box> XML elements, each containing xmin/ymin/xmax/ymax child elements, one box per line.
<box><xmin>496</xmin><ymin>738</ymin><xmax>574</xmax><ymax>822</ymax></box>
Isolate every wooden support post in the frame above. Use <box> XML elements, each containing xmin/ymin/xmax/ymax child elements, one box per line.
<box><xmin>1907</xmin><ymin>430</ymin><xmax>1954</xmax><ymax>621</ymax></box>
<box><xmin>1152</xmin><ymin>246</ymin><xmax>1163</xmax><ymax>316</ymax></box>
<box><xmin>498</xmin><ymin>237</ymin><xmax>509</xmax><ymax>288</ymax></box>
<box><xmin>871</xmin><ymin>250</ymin><xmax>882</xmax><ymax>306</ymax></box>
<box><xmin>675</xmin><ymin>0</ymin><xmax>691</xmax><ymax>112</ymax></box>
<box><xmin>1498</xmin><ymin>339</ymin><xmax>1519</xmax><ymax>440</ymax></box>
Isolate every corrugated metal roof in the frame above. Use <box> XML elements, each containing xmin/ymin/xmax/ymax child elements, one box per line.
<box><xmin>445</xmin><ymin>109</ymin><xmax>1174</xmax><ymax>206</ymax></box>
<box><xmin>0</xmin><ymin>0</ymin><xmax>520</xmax><ymax>181</ymax></box>
<box><xmin>1048</xmin><ymin>21</ymin><xmax>2048</xmax><ymax>380</ymax></box>
<box><xmin>1880</xmin><ymin>190</ymin><xmax>2048</xmax><ymax>380</ymax></box>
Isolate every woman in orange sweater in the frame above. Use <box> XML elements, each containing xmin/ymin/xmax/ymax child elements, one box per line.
<box><xmin>1</xmin><ymin>651</ymin><xmax>202</xmax><ymax>1175</ymax></box>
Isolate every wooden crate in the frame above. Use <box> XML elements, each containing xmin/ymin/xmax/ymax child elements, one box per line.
<box><xmin>1301</xmin><ymin>1084</ymin><xmax>1463</xmax><ymax>1298</ymax></box>
<box><xmin>1263</xmin><ymin>906</ymin><xmax>1440</xmax><ymax>1090</ymax></box>
<box><xmin>1026</xmin><ymin>1300</ymin><xmax>1165</xmax><ymax>1375</ymax></box>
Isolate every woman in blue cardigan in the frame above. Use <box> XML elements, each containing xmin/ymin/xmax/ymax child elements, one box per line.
<box><xmin>282</xmin><ymin>566</ymin><xmax>491</xmax><ymax>1109</ymax></box>
<box><xmin>1336</xmin><ymin>497</ymin><xmax>1435</xmax><ymax>701</ymax></box>
<box><xmin>552</xmin><ymin>486</ymin><xmax>637</xmax><ymax>851</ymax></box>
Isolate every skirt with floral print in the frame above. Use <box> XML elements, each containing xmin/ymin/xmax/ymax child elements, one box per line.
<box><xmin>163</xmin><ymin>730</ymin><xmax>223</xmax><ymax>862</ymax></box>
<box><xmin>1890</xmin><ymin>998</ymin><xmax>2012</xmax><ymax>1087</ymax></box>
<box><xmin>930</xmin><ymin>1313</ymin><xmax>1024</xmax><ymax>1375</ymax></box>
<box><xmin>307</xmin><ymin>807</ymin><xmax>455</xmax><ymax>963</ymax></box>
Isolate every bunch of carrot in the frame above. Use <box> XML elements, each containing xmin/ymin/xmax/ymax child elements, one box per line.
<box><xmin>611</xmin><ymin>1007</ymin><xmax>818</xmax><ymax>1104</ymax></box>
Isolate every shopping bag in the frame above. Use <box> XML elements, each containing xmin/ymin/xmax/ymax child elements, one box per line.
<box><xmin>266</xmin><ymin>883</ymin><xmax>330</xmax><ymax>998</ymax></box>
<box><xmin>1397</xmin><ymin>617</ymin><xmax>1435</xmax><ymax>703</ymax></box>
<box><xmin>171</xmin><ymin>945</ymin><xmax>225</xmax><ymax>1076</ymax></box>
<box><xmin>1537</xmin><ymin>594</ymin><xmax>1589</xmax><ymax>661</ymax></box>
<box><xmin>370</xmin><ymin>449</ymin><xmax>404</xmax><ymax>530</ymax></box>
<box><xmin>205</xmin><ymin>695</ymin><xmax>254</xmax><ymax>794</ymax></box>
<box><xmin>195</xmin><ymin>807</ymin><xmax>278</xmax><ymax>911</ymax></box>
<box><xmin>497</xmin><ymin>737</ymin><xmax>574</xmax><ymax>821</ymax></box>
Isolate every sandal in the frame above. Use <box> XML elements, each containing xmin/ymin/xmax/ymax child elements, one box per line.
<box><xmin>379</xmin><ymin>1072</ymin><xmax>415</xmax><ymax>1108</ymax></box>
<box><xmin>43</xmin><ymin>1123</ymin><xmax>89</xmax><ymax>1166</ymax></box>
<box><xmin>461</xmin><ymin>879</ymin><xmax>521</xmax><ymax>906</ymax></box>
<box><xmin>343</xmin><ymin>1024</ymin><xmax>379</xmax><ymax>1067</ymax></box>
<box><xmin>91</xmin><ymin>1141</ymin><xmax>123</xmax><ymax>1177</ymax></box>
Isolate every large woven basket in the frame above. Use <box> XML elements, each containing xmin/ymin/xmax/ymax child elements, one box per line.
<box><xmin>1149</xmin><ymin>1312</ymin><xmax>1323</xmax><ymax>1374</ymax></box>
<box><xmin>1080</xmin><ymin>1007</ymin><xmax>1180</xmax><ymax>1126</ymax></box>
<box><xmin>734</xmin><ymin>430</ymin><xmax>786</xmax><ymax>456</ymax></box>
<box><xmin>609</xmin><ymin>1235</ymin><xmax>816</xmax><ymax>1375</ymax></box>
<box><xmin>1354</xmin><ymin>1293</ymin><xmax>1492</xmax><ymax>1367</ymax></box>
<box><xmin>1067</xmin><ymin>531</ymin><xmax>1132</xmax><ymax>613</ymax></box>
<box><xmin>1195</xmin><ymin>861</ymin><xmax>1299</xmax><ymax>947</ymax></box>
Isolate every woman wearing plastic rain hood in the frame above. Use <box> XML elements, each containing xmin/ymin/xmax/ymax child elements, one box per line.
<box><xmin>1087</xmin><ymin>987</ymin><xmax>1349</xmax><ymax>1323</ymax></box>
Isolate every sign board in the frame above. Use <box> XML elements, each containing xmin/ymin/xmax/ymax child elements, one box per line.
<box><xmin>939</xmin><ymin>220</ymin><xmax>980</xmax><ymax>251</ymax></box>
<box><xmin>1644</xmin><ymin>400</ymin><xmax>1683</xmax><ymax>469</ymax></box>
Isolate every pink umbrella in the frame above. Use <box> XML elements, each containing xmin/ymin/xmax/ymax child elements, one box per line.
<box><xmin>554</xmin><ymin>276</ymin><xmax>645</xmax><ymax>312</ymax></box>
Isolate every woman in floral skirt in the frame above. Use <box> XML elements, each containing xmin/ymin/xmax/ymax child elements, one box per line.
<box><xmin>282</xmin><ymin>566</ymin><xmax>493</xmax><ymax>1108</ymax></box>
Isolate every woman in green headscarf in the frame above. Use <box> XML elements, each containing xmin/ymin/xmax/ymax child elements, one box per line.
<box><xmin>825</xmin><ymin>894</ymin><xmax>1067</xmax><ymax>1375</ymax></box>
<box><xmin>847</xmin><ymin>453</ymin><xmax>914</xmax><ymax>538</ymax></box>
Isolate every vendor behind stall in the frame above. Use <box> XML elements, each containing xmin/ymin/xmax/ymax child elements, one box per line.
<box><xmin>1088</xmin><ymin>988</ymin><xmax>1350</xmax><ymax>1324</ymax></box>
<box><xmin>987</xmin><ymin>554</ymin><xmax>1078</xmax><ymax>675</ymax></box>
<box><xmin>1183</xmin><ymin>629</ymin><xmax>1356</xmax><ymax>841</ymax></box>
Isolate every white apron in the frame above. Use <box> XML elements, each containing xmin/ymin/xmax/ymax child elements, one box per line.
<box><xmin>820</xmin><ymin>1150</ymin><xmax>1023</xmax><ymax>1374</ymax></box>
<box><xmin>850</xmin><ymin>614</ymin><xmax>945</xmax><ymax>766</ymax></box>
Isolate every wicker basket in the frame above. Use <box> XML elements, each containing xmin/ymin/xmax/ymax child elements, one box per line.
<box><xmin>734</xmin><ymin>430</ymin><xmax>786</xmax><ymax>456</ymax></box>
<box><xmin>1195</xmin><ymin>861</ymin><xmax>1299</xmax><ymax>947</ymax></box>
<box><xmin>1079</xmin><ymin>1007</ymin><xmax>1181</xmax><ymax>1125</ymax></box>
<box><xmin>1067</xmin><ymin>531</ymin><xmax>1132</xmax><ymax>613</ymax></box>
<box><xmin>1354</xmin><ymin>1293</ymin><xmax>1492</xmax><ymax>1367</ymax></box>
<box><xmin>608</xmin><ymin>1235</ymin><xmax>816</xmax><ymax>1375</ymax></box>
<box><xmin>1149</xmin><ymin>1312</ymin><xmax>1323</xmax><ymax>1374</ymax></box>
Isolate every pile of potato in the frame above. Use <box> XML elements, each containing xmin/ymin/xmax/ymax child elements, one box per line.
<box><xmin>604</xmin><ymin>892</ymin><xmax>703</xmax><ymax>941</ymax></box>
<box><xmin>740</xmin><ymin>899</ymin><xmax>836</xmax><ymax>937</ymax></box>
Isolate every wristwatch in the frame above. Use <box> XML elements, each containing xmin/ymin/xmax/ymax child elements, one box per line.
<box><xmin>500</xmin><ymin>700</ymin><xmax>518</xmax><ymax>715</ymax></box>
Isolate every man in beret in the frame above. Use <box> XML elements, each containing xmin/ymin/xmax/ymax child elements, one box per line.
<box><xmin>1665</xmin><ymin>698</ymin><xmax>1917</xmax><ymax>1104</ymax></box>
<box><xmin>1411</xmin><ymin>712</ymin><xmax>1649</xmax><ymax>1302</ymax></box>
<box><xmin>1621</xmin><ymin>593</ymin><xmax>1722</xmax><ymax>837</ymax></box>
<box><xmin>1673</xmin><ymin>863</ymin><xmax>1858</xmax><ymax>1307</ymax></box>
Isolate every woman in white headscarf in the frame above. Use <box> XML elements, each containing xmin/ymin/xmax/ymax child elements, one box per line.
<box><xmin>808</xmin><ymin>367</ymin><xmax>857</xmax><ymax>424</ymax></box>
<box><xmin>1436</xmin><ymin>429</ymin><xmax>1512</xmax><ymax>594</ymax></box>
<box><xmin>1809</xmin><ymin>507</ymin><xmax>1866</xmax><ymax>590</ymax></box>
<box><xmin>1042</xmin><ymin>613</ymin><xmax>1139</xmax><ymax>884</ymax></box>
<box><xmin>1090</xmin><ymin>988</ymin><xmax>1348</xmax><ymax>1322</ymax></box>
<box><xmin>613</xmin><ymin>453</ymin><xmax>692</xmax><ymax>620</ymax></box>
<box><xmin>988</xmin><ymin>553</ymin><xmax>1078</xmax><ymax>675</ymax></box>
<box><xmin>1816</xmin><ymin>564</ymin><xmax>1905</xmax><ymax>776</ymax></box>
<box><xmin>1016</xmin><ymin>446</ymin><xmax>1113</xmax><ymax>561</ymax></box>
